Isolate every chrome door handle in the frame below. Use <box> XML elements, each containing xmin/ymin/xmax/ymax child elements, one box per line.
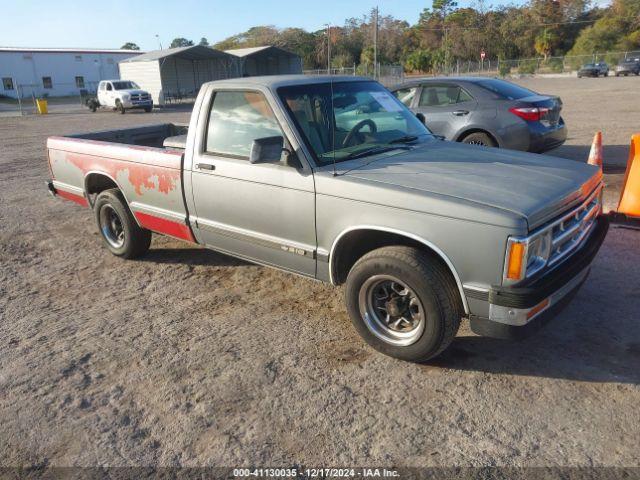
<box><xmin>196</xmin><ymin>163</ymin><xmax>215</xmax><ymax>171</ymax></box>
<box><xmin>453</xmin><ymin>110</ymin><xmax>469</xmax><ymax>116</ymax></box>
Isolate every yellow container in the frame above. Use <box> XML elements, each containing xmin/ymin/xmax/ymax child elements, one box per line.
<box><xmin>36</xmin><ymin>99</ymin><xmax>48</xmax><ymax>114</ymax></box>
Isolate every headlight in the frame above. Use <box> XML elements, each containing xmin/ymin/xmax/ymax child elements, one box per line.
<box><xmin>504</xmin><ymin>231</ymin><xmax>552</xmax><ymax>284</ymax></box>
<box><xmin>122</xmin><ymin>94</ymin><xmax>130</xmax><ymax>100</ymax></box>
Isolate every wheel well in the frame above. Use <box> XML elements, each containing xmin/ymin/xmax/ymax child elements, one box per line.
<box><xmin>84</xmin><ymin>173</ymin><xmax>120</xmax><ymax>206</ymax></box>
<box><xmin>331</xmin><ymin>229</ymin><xmax>460</xmax><ymax>290</ymax></box>
<box><xmin>457</xmin><ymin>128</ymin><xmax>499</xmax><ymax>146</ymax></box>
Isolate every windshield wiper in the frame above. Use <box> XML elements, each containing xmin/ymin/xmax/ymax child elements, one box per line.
<box><xmin>388</xmin><ymin>135</ymin><xmax>419</xmax><ymax>144</ymax></box>
<box><xmin>344</xmin><ymin>146</ymin><xmax>402</xmax><ymax>160</ymax></box>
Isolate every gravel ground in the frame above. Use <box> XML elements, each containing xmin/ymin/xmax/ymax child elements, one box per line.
<box><xmin>1</xmin><ymin>77</ymin><xmax>639</xmax><ymax>469</ymax></box>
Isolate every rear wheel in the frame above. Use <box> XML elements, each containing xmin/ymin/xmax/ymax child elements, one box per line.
<box><xmin>94</xmin><ymin>189</ymin><xmax>151</xmax><ymax>259</ymax></box>
<box><xmin>345</xmin><ymin>246</ymin><xmax>463</xmax><ymax>362</ymax></box>
<box><xmin>461</xmin><ymin>132</ymin><xmax>496</xmax><ymax>147</ymax></box>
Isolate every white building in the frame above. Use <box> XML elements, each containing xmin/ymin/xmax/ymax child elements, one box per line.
<box><xmin>0</xmin><ymin>47</ymin><xmax>142</xmax><ymax>99</ymax></box>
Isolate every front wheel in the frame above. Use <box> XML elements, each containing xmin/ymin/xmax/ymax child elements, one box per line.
<box><xmin>94</xmin><ymin>189</ymin><xmax>151</xmax><ymax>259</ymax></box>
<box><xmin>345</xmin><ymin>246</ymin><xmax>463</xmax><ymax>362</ymax></box>
<box><xmin>116</xmin><ymin>100</ymin><xmax>126</xmax><ymax>114</ymax></box>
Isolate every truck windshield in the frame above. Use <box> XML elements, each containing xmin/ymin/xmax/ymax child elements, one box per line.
<box><xmin>278</xmin><ymin>81</ymin><xmax>434</xmax><ymax>165</ymax></box>
<box><xmin>112</xmin><ymin>81</ymin><xmax>139</xmax><ymax>90</ymax></box>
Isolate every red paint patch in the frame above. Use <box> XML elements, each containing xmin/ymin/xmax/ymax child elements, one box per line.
<box><xmin>57</xmin><ymin>189</ymin><xmax>88</xmax><ymax>207</ymax></box>
<box><xmin>134</xmin><ymin>212</ymin><xmax>194</xmax><ymax>242</ymax></box>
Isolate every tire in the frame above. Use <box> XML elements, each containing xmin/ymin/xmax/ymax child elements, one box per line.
<box><xmin>94</xmin><ymin>189</ymin><xmax>151</xmax><ymax>259</ymax></box>
<box><xmin>345</xmin><ymin>246</ymin><xmax>463</xmax><ymax>362</ymax></box>
<box><xmin>461</xmin><ymin>132</ymin><xmax>496</xmax><ymax>147</ymax></box>
<box><xmin>116</xmin><ymin>100</ymin><xmax>125</xmax><ymax>114</ymax></box>
<box><xmin>144</xmin><ymin>106</ymin><xmax>152</xmax><ymax>113</ymax></box>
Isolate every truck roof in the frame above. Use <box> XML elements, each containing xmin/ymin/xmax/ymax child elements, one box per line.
<box><xmin>205</xmin><ymin>75</ymin><xmax>370</xmax><ymax>89</ymax></box>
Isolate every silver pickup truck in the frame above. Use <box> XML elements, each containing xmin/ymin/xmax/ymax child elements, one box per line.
<box><xmin>46</xmin><ymin>75</ymin><xmax>608</xmax><ymax>362</ymax></box>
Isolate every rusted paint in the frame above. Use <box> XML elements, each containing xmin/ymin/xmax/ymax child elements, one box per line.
<box><xmin>134</xmin><ymin>212</ymin><xmax>195</xmax><ymax>242</ymax></box>
<box><xmin>57</xmin><ymin>189</ymin><xmax>89</xmax><ymax>207</ymax></box>
<box><xmin>54</xmin><ymin>151</ymin><xmax>180</xmax><ymax>196</ymax></box>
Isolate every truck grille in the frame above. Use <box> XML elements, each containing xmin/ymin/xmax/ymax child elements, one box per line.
<box><xmin>547</xmin><ymin>186</ymin><xmax>602</xmax><ymax>268</ymax></box>
<box><xmin>130</xmin><ymin>93</ymin><xmax>150</xmax><ymax>101</ymax></box>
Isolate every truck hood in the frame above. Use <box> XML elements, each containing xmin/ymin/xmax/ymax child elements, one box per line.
<box><xmin>327</xmin><ymin>141</ymin><xmax>601</xmax><ymax>230</ymax></box>
<box><xmin>121</xmin><ymin>89</ymin><xmax>149</xmax><ymax>96</ymax></box>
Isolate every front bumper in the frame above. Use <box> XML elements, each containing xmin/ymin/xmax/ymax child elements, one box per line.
<box><xmin>470</xmin><ymin>215</ymin><xmax>609</xmax><ymax>339</ymax></box>
<box><xmin>122</xmin><ymin>99</ymin><xmax>153</xmax><ymax>108</ymax></box>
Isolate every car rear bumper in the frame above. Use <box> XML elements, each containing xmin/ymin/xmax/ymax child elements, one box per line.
<box><xmin>469</xmin><ymin>215</ymin><xmax>609</xmax><ymax>339</ymax></box>
<box><xmin>528</xmin><ymin>119</ymin><xmax>567</xmax><ymax>153</ymax></box>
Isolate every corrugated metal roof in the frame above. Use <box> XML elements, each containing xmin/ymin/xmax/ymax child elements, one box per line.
<box><xmin>0</xmin><ymin>47</ymin><xmax>142</xmax><ymax>54</ymax></box>
<box><xmin>225</xmin><ymin>46</ymin><xmax>299</xmax><ymax>58</ymax></box>
<box><xmin>121</xmin><ymin>45</ymin><xmax>233</xmax><ymax>63</ymax></box>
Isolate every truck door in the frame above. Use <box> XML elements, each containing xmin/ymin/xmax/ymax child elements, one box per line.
<box><xmin>414</xmin><ymin>83</ymin><xmax>477</xmax><ymax>139</ymax></box>
<box><xmin>189</xmin><ymin>89</ymin><xmax>317</xmax><ymax>277</ymax></box>
<box><xmin>98</xmin><ymin>82</ymin><xmax>114</xmax><ymax>107</ymax></box>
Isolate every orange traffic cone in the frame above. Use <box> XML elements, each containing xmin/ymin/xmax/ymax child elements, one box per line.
<box><xmin>617</xmin><ymin>133</ymin><xmax>640</xmax><ymax>220</ymax></box>
<box><xmin>588</xmin><ymin>131</ymin><xmax>603</xmax><ymax>169</ymax></box>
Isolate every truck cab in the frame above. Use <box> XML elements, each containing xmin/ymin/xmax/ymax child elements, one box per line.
<box><xmin>96</xmin><ymin>80</ymin><xmax>152</xmax><ymax>113</ymax></box>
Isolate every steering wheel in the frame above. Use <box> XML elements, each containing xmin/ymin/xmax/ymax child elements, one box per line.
<box><xmin>342</xmin><ymin>119</ymin><xmax>377</xmax><ymax>147</ymax></box>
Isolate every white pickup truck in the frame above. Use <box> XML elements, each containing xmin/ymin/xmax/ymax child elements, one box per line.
<box><xmin>87</xmin><ymin>80</ymin><xmax>153</xmax><ymax>114</ymax></box>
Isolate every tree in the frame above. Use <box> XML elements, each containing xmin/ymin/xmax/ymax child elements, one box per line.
<box><xmin>120</xmin><ymin>42</ymin><xmax>140</xmax><ymax>50</ymax></box>
<box><xmin>199</xmin><ymin>37</ymin><xmax>209</xmax><ymax>46</ymax></box>
<box><xmin>404</xmin><ymin>49</ymin><xmax>432</xmax><ymax>72</ymax></box>
<box><xmin>534</xmin><ymin>29</ymin><xmax>559</xmax><ymax>60</ymax></box>
<box><xmin>169</xmin><ymin>38</ymin><xmax>194</xmax><ymax>48</ymax></box>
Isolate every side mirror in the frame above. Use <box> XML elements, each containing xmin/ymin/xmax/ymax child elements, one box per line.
<box><xmin>250</xmin><ymin>136</ymin><xmax>284</xmax><ymax>164</ymax></box>
<box><xmin>416</xmin><ymin>113</ymin><xmax>426</xmax><ymax>125</ymax></box>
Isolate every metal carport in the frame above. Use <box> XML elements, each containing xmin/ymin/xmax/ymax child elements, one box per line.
<box><xmin>225</xmin><ymin>46</ymin><xmax>302</xmax><ymax>76</ymax></box>
<box><xmin>119</xmin><ymin>45</ymin><xmax>240</xmax><ymax>105</ymax></box>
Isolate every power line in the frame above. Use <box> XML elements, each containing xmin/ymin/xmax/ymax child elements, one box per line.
<box><xmin>416</xmin><ymin>18</ymin><xmax>598</xmax><ymax>32</ymax></box>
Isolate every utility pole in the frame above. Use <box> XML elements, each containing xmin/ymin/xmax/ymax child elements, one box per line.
<box><xmin>373</xmin><ymin>6</ymin><xmax>379</xmax><ymax>80</ymax></box>
<box><xmin>155</xmin><ymin>34</ymin><xmax>163</xmax><ymax>50</ymax></box>
<box><xmin>325</xmin><ymin>24</ymin><xmax>331</xmax><ymax>75</ymax></box>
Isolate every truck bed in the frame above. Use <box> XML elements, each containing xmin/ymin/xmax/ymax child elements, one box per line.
<box><xmin>47</xmin><ymin>123</ymin><xmax>195</xmax><ymax>242</ymax></box>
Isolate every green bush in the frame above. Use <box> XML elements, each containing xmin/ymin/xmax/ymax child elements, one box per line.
<box><xmin>518</xmin><ymin>60</ymin><xmax>537</xmax><ymax>74</ymax></box>
<box><xmin>498</xmin><ymin>62</ymin><xmax>511</xmax><ymax>77</ymax></box>
<box><xmin>546</xmin><ymin>58</ymin><xmax>564</xmax><ymax>73</ymax></box>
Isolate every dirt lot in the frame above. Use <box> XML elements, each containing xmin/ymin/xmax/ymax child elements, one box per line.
<box><xmin>1</xmin><ymin>77</ymin><xmax>639</xmax><ymax>469</ymax></box>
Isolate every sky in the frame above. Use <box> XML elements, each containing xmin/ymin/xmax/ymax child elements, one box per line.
<box><xmin>0</xmin><ymin>0</ymin><xmax>542</xmax><ymax>51</ymax></box>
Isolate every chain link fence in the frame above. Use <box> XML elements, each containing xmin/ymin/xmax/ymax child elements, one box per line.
<box><xmin>303</xmin><ymin>64</ymin><xmax>405</xmax><ymax>87</ymax></box>
<box><xmin>434</xmin><ymin>50</ymin><xmax>640</xmax><ymax>77</ymax></box>
<box><xmin>0</xmin><ymin>81</ymin><xmax>99</xmax><ymax>116</ymax></box>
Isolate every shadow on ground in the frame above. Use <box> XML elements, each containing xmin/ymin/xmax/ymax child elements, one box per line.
<box><xmin>138</xmin><ymin>247</ymin><xmax>249</xmax><ymax>267</ymax></box>
<box><xmin>552</xmin><ymin>144</ymin><xmax>629</xmax><ymax>172</ymax></box>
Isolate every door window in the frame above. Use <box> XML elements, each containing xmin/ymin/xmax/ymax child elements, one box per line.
<box><xmin>419</xmin><ymin>85</ymin><xmax>472</xmax><ymax>107</ymax></box>
<box><xmin>75</xmin><ymin>76</ymin><xmax>85</xmax><ymax>88</ymax></box>
<box><xmin>393</xmin><ymin>87</ymin><xmax>417</xmax><ymax>106</ymax></box>
<box><xmin>2</xmin><ymin>77</ymin><xmax>14</xmax><ymax>91</ymax></box>
<box><xmin>106</xmin><ymin>83</ymin><xmax>113</xmax><ymax>91</ymax></box>
<box><xmin>205</xmin><ymin>91</ymin><xmax>283</xmax><ymax>159</ymax></box>
<box><xmin>42</xmin><ymin>77</ymin><xmax>53</xmax><ymax>89</ymax></box>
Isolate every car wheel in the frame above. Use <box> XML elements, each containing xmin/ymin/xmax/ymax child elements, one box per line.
<box><xmin>116</xmin><ymin>100</ymin><xmax>126</xmax><ymax>114</ymax></box>
<box><xmin>461</xmin><ymin>132</ymin><xmax>496</xmax><ymax>147</ymax></box>
<box><xmin>345</xmin><ymin>246</ymin><xmax>463</xmax><ymax>362</ymax></box>
<box><xmin>94</xmin><ymin>188</ymin><xmax>151</xmax><ymax>259</ymax></box>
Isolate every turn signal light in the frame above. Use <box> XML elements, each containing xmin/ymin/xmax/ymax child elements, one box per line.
<box><xmin>506</xmin><ymin>242</ymin><xmax>526</xmax><ymax>280</ymax></box>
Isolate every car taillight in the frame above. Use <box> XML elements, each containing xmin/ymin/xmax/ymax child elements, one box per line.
<box><xmin>509</xmin><ymin>106</ymin><xmax>550</xmax><ymax>121</ymax></box>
